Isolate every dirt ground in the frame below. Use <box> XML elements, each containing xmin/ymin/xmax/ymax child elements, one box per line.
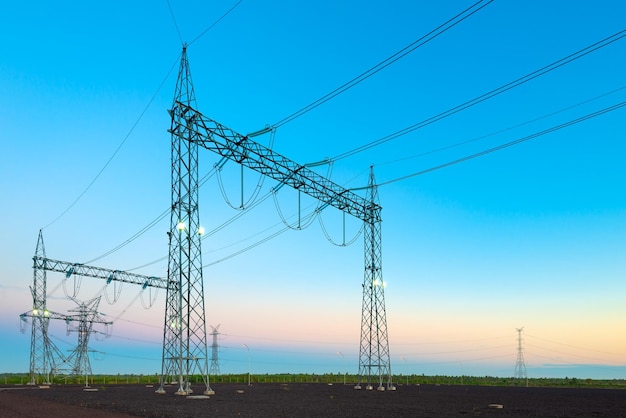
<box><xmin>2</xmin><ymin>382</ymin><xmax>626</xmax><ymax>417</ymax></box>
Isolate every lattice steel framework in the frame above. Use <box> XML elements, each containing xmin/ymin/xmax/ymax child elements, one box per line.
<box><xmin>28</xmin><ymin>251</ymin><xmax>169</xmax><ymax>379</ymax></box>
<box><xmin>32</xmin><ymin>257</ymin><xmax>168</xmax><ymax>289</ymax></box>
<box><xmin>355</xmin><ymin>168</ymin><xmax>393</xmax><ymax>390</ymax></box>
<box><xmin>65</xmin><ymin>296</ymin><xmax>112</xmax><ymax>378</ymax></box>
<box><xmin>23</xmin><ymin>233</ymin><xmax>149</xmax><ymax>384</ymax></box>
<box><xmin>19</xmin><ymin>231</ymin><xmax>68</xmax><ymax>384</ymax></box>
<box><xmin>168</xmin><ymin>50</ymin><xmax>393</xmax><ymax>389</ymax></box>
<box><xmin>514</xmin><ymin>327</ymin><xmax>528</xmax><ymax>385</ymax></box>
<box><xmin>157</xmin><ymin>45</ymin><xmax>213</xmax><ymax>396</ymax></box>
<box><xmin>209</xmin><ymin>324</ymin><xmax>221</xmax><ymax>375</ymax></box>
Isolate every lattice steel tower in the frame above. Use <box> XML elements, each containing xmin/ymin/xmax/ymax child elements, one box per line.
<box><xmin>209</xmin><ymin>324</ymin><xmax>221</xmax><ymax>375</ymax></box>
<box><xmin>355</xmin><ymin>167</ymin><xmax>394</xmax><ymax>391</ymax></box>
<box><xmin>22</xmin><ymin>231</ymin><xmax>54</xmax><ymax>384</ymax></box>
<box><xmin>65</xmin><ymin>296</ymin><xmax>112</xmax><ymax>380</ymax></box>
<box><xmin>514</xmin><ymin>327</ymin><xmax>528</xmax><ymax>385</ymax></box>
<box><xmin>157</xmin><ymin>45</ymin><xmax>213</xmax><ymax>396</ymax></box>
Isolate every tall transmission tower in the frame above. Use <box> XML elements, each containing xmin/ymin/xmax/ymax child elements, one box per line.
<box><xmin>209</xmin><ymin>324</ymin><xmax>221</xmax><ymax>376</ymax></box>
<box><xmin>25</xmin><ymin>231</ymin><xmax>51</xmax><ymax>384</ymax></box>
<box><xmin>355</xmin><ymin>167</ymin><xmax>394</xmax><ymax>391</ymax></box>
<box><xmin>514</xmin><ymin>327</ymin><xmax>528</xmax><ymax>385</ymax></box>
<box><xmin>20</xmin><ymin>231</ymin><xmax>72</xmax><ymax>384</ymax></box>
<box><xmin>157</xmin><ymin>45</ymin><xmax>213</xmax><ymax>396</ymax></box>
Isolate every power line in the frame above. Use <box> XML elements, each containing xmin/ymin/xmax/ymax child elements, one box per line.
<box><xmin>271</xmin><ymin>0</ymin><xmax>494</xmax><ymax>129</ymax></box>
<box><xmin>188</xmin><ymin>0</ymin><xmax>243</xmax><ymax>47</ymax></box>
<box><xmin>41</xmin><ymin>0</ymin><xmax>243</xmax><ymax>233</ymax></box>
<box><xmin>525</xmin><ymin>333</ymin><xmax>626</xmax><ymax>358</ymax></box>
<box><xmin>82</xmin><ymin>208</ymin><xmax>169</xmax><ymax>265</ymax></box>
<box><xmin>166</xmin><ymin>0</ymin><xmax>183</xmax><ymax>44</ymax></box>
<box><xmin>331</xmin><ymin>29</ymin><xmax>626</xmax><ymax>163</ymax></box>
<box><xmin>82</xmin><ymin>157</ymin><xmax>227</xmax><ymax>265</ymax></box>
<box><xmin>42</xmin><ymin>56</ymin><xmax>180</xmax><ymax>230</ymax></box>
<box><xmin>362</xmin><ymin>100</ymin><xmax>626</xmax><ymax>189</ymax></box>
<box><xmin>376</xmin><ymin>85</ymin><xmax>626</xmax><ymax>167</ymax></box>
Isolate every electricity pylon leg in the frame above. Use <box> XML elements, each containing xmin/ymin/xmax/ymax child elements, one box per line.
<box><xmin>157</xmin><ymin>45</ymin><xmax>213</xmax><ymax>396</ymax></box>
<box><xmin>356</xmin><ymin>167</ymin><xmax>394</xmax><ymax>391</ymax></box>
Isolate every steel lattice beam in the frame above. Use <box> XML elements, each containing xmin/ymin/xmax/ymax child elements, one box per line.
<box><xmin>170</xmin><ymin>101</ymin><xmax>381</xmax><ymax>224</ymax></box>
<box><xmin>33</xmin><ymin>256</ymin><xmax>169</xmax><ymax>289</ymax></box>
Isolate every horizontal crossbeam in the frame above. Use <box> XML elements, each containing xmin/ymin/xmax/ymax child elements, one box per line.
<box><xmin>20</xmin><ymin>309</ymin><xmax>73</xmax><ymax>322</ymax></box>
<box><xmin>170</xmin><ymin>102</ymin><xmax>381</xmax><ymax>224</ymax></box>
<box><xmin>33</xmin><ymin>256</ymin><xmax>170</xmax><ymax>289</ymax></box>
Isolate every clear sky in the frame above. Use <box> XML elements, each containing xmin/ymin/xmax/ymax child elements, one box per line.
<box><xmin>1</xmin><ymin>0</ymin><xmax>625</xmax><ymax>380</ymax></box>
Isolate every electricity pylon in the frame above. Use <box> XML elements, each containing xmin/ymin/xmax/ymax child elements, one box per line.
<box><xmin>29</xmin><ymin>250</ymin><xmax>171</xmax><ymax>383</ymax></box>
<box><xmin>64</xmin><ymin>296</ymin><xmax>112</xmax><ymax>384</ymax></box>
<box><xmin>355</xmin><ymin>167</ymin><xmax>394</xmax><ymax>391</ymax></box>
<box><xmin>157</xmin><ymin>44</ymin><xmax>213</xmax><ymax>396</ymax></box>
<box><xmin>514</xmin><ymin>327</ymin><xmax>528</xmax><ymax>386</ymax></box>
<box><xmin>20</xmin><ymin>231</ymin><xmax>71</xmax><ymax>384</ymax></box>
<box><xmin>209</xmin><ymin>324</ymin><xmax>221</xmax><ymax>376</ymax></box>
<box><xmin>169</xmin><ymin>47</ymin><xmax>393</xmax><ymax>390</ymax></box>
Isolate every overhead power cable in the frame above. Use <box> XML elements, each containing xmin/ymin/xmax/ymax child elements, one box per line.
<box><xmin>83</xmin><ymin>208</ymin><xmax>169</xmax><ymax>265</ymax></box>
<box><xmin>82</xmin><ymin>157</ymin><xmax>227</xmax><ymax>265</ymax></box>
<box><xmin>330</xmin><ymin>29</ymin><xmax>626</xmax><ymax>163</ymax></box>
<box><xmin>271</xmin><ymin>0</ymin><xmax>494</xmax><ymax>129</ymax></box>
<box><xmin>525</xmin><ymin>333</ymin><xmax>626</xmax><ymax>358</ymax></box>
<box><xmin>361</xmin><ymin>100</ymin><xmax>626</xmax><ymax>189</ymax></box>
<box><xmin>203</xmin><ymin>225</ymin><xmax>290</xmax><ymax>268</ymax></box>
<box><xmin>188</xmin><ymin>0</ymin><xmax>243</xmax><ymax>47</ymax></box>
<box><xmin>166</xmin><ymin>0</ymin><xmax>184</xmax><ymax>44</ymax></box>
<box><xmin>202</xmin><ymin>202</ymin><xmax>324</xmax><ymax>268</ymax></box>
<box><xmin>41</xmin><ymin>55</ymin><xmax>180</xmax><ymax>230</ymax></box>
<box><xmin>42</xmin><ymin>0</ymin><xmax>241</xmax><ymax>232</ymax></box>
<box><xmin>377</xmin><ymin>85</ymin><xmax>626</xmax><ymax>167</ymax></box>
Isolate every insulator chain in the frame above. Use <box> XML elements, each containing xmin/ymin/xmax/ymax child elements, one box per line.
<box><xmin>19</xmin><ymin>314</ymin><xmax>28</xmax><ymax>333</ymax></box>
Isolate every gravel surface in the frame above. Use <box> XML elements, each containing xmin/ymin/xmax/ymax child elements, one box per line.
<box><xmin>2</xmin><ymin>382</ymin><xmax>626</xmax><ymax>417</ymax></box>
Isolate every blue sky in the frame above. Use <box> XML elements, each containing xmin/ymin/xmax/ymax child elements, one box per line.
<box><xmin>1</xmin><ymin>0</ymin><xmax>625</xmax><ymax>379</ymax></box>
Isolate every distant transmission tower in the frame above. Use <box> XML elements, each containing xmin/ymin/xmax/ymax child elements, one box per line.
<box><xmin>209</xmin><ymin>324</ymin><xmax>221</xmax><ymax>375</ymax></box>
<box><xmin>514</xmin><ymin>327</ymin><xmax>528</xmax><ymax>386</ymax></box>
<box><xmin>355</xmin><ymin>167</ymin><xmax>394</xmax><ymax>391</ymax></box>
<box><xmin>65</xmin><ymin>296</ymin><xmax>112</xmax><ymax>384</ymax></box>
<box><xmin>157</xmin><ymin>45</ymin><xmax>213</xmax><ymax>396</ymax></box>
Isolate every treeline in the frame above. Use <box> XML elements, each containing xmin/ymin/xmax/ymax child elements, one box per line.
<box><xmin>2</xmin><ymin>373</ymin><xmax>625</xmax><ymax>389</ymax></box>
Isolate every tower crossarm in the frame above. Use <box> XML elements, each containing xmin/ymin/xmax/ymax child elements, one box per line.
<box><xmin>170</xmin><ymin>101</ymin><xmax>382</xmax><ymax>224</ymax></box>
<box><xmin>20</xmin><ymin>309</ymin><xmax>75</xmax><ymax>322</ymax></box>
<box><xmin>33</xmin><ymin>256</ymin><xmax>171</xmax><ymax>290</ymax></box>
